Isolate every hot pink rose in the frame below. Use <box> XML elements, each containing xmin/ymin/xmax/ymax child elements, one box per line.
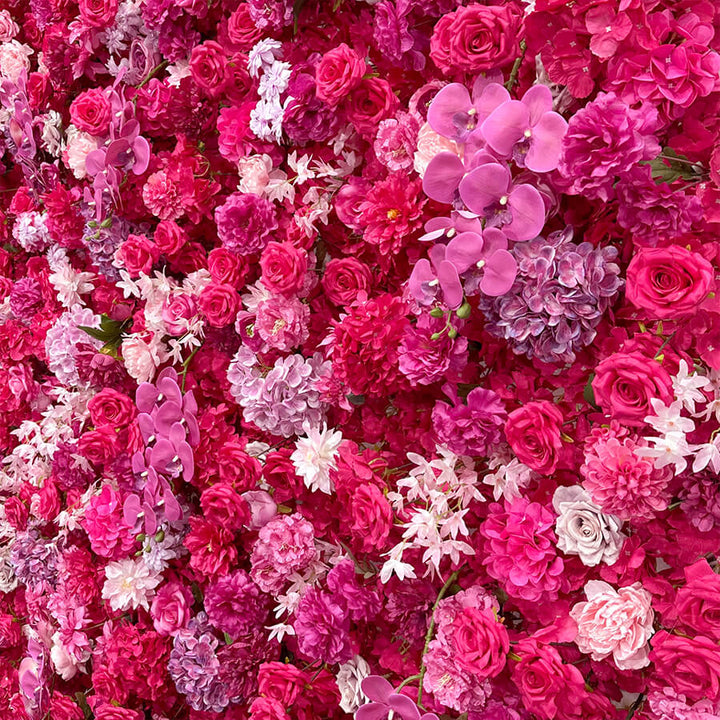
<box><xmin>92</xmin><ymin>704</ymin><xmax>142</xmax><ymax>720</ymax></box>
<box><xmin>649</xmin><ymin>630</ymin><xmax>720</xmax><ymax>703</ymax></box>
<box><xmin>208</xmin><ymin>247</ymin><xmax>247</xmax><ymax>288</ymax></box>
<box><xmin>87</xmin><ymin>388</ymin><xmax>135</xmax><ymax>429</ymax></box>
<box><xmin>70</xmin><ymin>89</ymin><xmax>112</xmax><ymax>136</ymax></box>
<box><xmin>257</xmin><ymin>661</ymin><xmax>304</xmax><ymax>706</ymax></box>
<box><xmin>570</xmin><ymin>580</ymin><xmax>654</xmax><ymax>670</ymax></box>
<box><xmin>150</xmin><ymin>581</ymin><xmax>193</xmax><ymax>636</ymax></box>
<box><xmin>260</xmin><ymin>241</ymin><xmax>308</xmax><ymax>296</ymax></box>
<box><xmin>349</xmin><ymin>483</ymin><xmax>392</xmax><ymax>553</ymax></box>
<box><xmin>115</xmin><ymin>234</ymin><xmax>159</xmax><ymax>277</ymax></box>
<box><xmin>77</xmin><ymin>426</ymin><xmax>119</xmax><ymax>465</ymax></box>
<box><xmin>452</xmin><ymin>606</ymin><xmax>509</xmax><ymax>679</ymax></box>
<box><xmin>322</xmin><ymin>257</ymin><xmax>373</xmax><ymax>306</ymax></box>
<box><xmin>511</xmin><ymin>638</ymin><xmax>586</xmax><ymax>720</ymax></box>
<box><xmin>315</xmin><ymin>43</ymin><xmax>367</xmax><ymax>107</ymax></box>
<box><xmin>505</xmin><ymin>401</ymin><xmax>564</xmax><ymax>474</ymax></box>
<box><xmin>190</xmin><ymin>41</ymin><xmax>229</xmax><ymax>96</ymax></box>
<box><xmin>431</xmin><ymin>4</ymin><xmax>521</xmax><ymax>74</ymax></box>
<box><xmin>673</xmin><ymin>559</ymin><xmax>720</xmax><ymax>640</ymax></box>
<box><xmin>249</xmin><ymin>696</ymin><xmax>290</xmax><ymax>720</ymax></box>
<box><xmin>154</xmin><ymin>220</ymin><xmax>188</xmax><ymax>257</ymax></box>
<box><xmin>592</xmin><ymin>351</ymin><xmax>673</xmax><ymax>426</ymax></box>
<box><xmin>346</xmin><ymin>78</ymin><xmax>399</xmax><ymax>137</ymax></box>
<box><xmin>200</xmin><ymin>483</ymin><xmax>250</xmax><ymax>532</ymax></box>
<box><xmin>225</xmin><ymin>5</ymin><xmax>263</xmax><ymax>50</ymax></box>
<box><xmin>626</xmin><ymin>245</ymin><xmax>714</xmax><ymax>319</ymax></box>
<box><xmin>79</xmin><ymin>0</ymin><xmax>118</xmax><ymax>27</ymax></box>
<box><xmin>198</xmin><ymin>283</ymin><xmax>240</xmax><ymax>328</ymax></box>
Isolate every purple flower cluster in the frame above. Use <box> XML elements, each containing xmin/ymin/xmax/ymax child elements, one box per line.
<box><xmin>214</xmin><ymin>192</ymin><xmax>278</xmax><ymax>256</ymax></box>
<box><xmin>479</xmin><ymin>227</ymin><xmax>623</xmax><ymax>364</ymax></box>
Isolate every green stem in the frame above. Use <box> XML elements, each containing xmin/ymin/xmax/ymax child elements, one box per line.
<box><xmin>417</xmin><ymin>571</ymin><xmax>459</xmax><ymax>708</ymax></box>
<box><xmin>396</xmin><ymin>673</ymin><xmax>422</xmax><ymax>692</ymax></box>
<box><xmin>180</xmin><ymin>346</ymin><xmax>200</xmax><ymax>392</ymax></box>
<box><xmin>505</xmin><ymin>40</ymin><xmax>527</xmax><ymax>92</ymax></box>
<box><xmin>136</xmin><ymin>60</ymin><xmax>168</xmax><ymax>90</ymax></box>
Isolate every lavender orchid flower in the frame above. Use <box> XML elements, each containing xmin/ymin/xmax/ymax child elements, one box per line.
<box><xmin>446</xmin><ymin>227</ymin><xmax>518</xmax><ymax>297</ymax></box>
<box><xmin>408</xmin><ymin>242</ymin><xmax>464</xmax><ymax>310</ymax></box>
<box><xmin>124</xmin><ymin>467</ymin><xmax>182</xmax><ymax>536</ymax></box>
<box><xmin>427</xmin><ymin>72</ymin><xmax>508</xmax><ymax>142</ymax></box>
<box><xmin>458</xmin><ymin>161</ymin><xmax>546</xmax><ymax>241</ymax></box>
<box><xmin>357</xmin><ymin>676</ymin><xmax>439</xmax><ymax>720</ymax></box>
<box><xmin>422</xmin><ymin>148</ymin><xmax>496</xmax><ymax>206</ymax></box>
<box><xmin>481</xmin><ymin>85</ymin><xmax>569</xmax><ymax>173</ymax></box>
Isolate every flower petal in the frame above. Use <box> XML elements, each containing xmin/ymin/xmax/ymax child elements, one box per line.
<box><xmin>427</xmin><ymin>83</ymin><xmax>472</xmax><ymax>140</ymax></box>
<box><xmin>522</xmin><ymin>84</ymin><xmax>554</xmax><ymax>125</ymax></box>
<box><xmin>446</xmin><ymin>231</ymin><xmax>485</xmax><ymax>273</ymax></box>
<box><xmin>525</xmin><ymin>111</ymin><xmax>568</xmax><ymax>173</ymax></box>
<box><xmin>458</xmin><ymin>162</ymin><xmax>510</xmax><ymax>215</ymax></box>
<box><xmin>481</xmin><ymin>249</ymin><xmax>518</xmax><ymax>296</ymax></box>
<box><xmin>437</xmin><ymin>260</ymin><xmax>463</xmax><ymax>309</ymax></box>
<box><xmin>481</xmin><ymin>100</ymin><xmax>529</xmax><ymax>157</ymax></box>
<box><xmin>422</xmin><ymin>152</ymin><xmax>465</xmax><ymax>204</ymax></box>
<box><xmin>505</xmin><ymin>184</ymin><xmax>546</xmax><ymax>241</ymax></box>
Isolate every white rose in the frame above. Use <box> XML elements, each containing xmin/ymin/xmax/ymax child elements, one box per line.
<box><xmin>336</xmin><ymin>655</ymin><xmax>371</xmax><ymax>714</ymax></box>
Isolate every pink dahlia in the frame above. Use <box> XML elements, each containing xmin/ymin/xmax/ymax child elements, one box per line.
<box><xmin>215</xmin><ymin>192</ymin><xmax>278</xmax><ymax>256</ymax></box>
<box><xmin>480</xmin><ymin>498</ymin><xmax>564</xmax><ymax>602</ymax></box>
<box><xmin>581</xmin><ymin>424</ymin><xmax>672</xmax><ymax>520</ymax></box>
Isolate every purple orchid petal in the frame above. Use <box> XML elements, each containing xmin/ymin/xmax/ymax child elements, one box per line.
<box><xmin>482</xmin><ymin>227</ymin><xmax>509</xmax><ymax>254</ymax></box>
<box><xmin>361</xmin><ymin>676</ymin><xmax>394</xmax><ymax>703</ymax></box>
<box><xmin>446</xmin><ymin>231</ymin><xmax>485</xmax><ymax>274</ymax></box>
<box><xmin>474</xmin><ymin>82</ymin><xmax>511</xmax><ymax>122</ymax></box>
<box><xmin>183</xmin><ymin>391</ymin><xmax>198</xmax><ymax>417</ymax></box>
<box><xmin>356</xmin><ymin>705</ymin><xmax>391</xmax><ymax>720</ymax></box>
<box><xmin>388</xmin><ymin>694</ymin><xmax>421</xmax><ymax>720</ymax></box>
<box><xmin>481</xmin><ymin>249</ymin><xmax>518</xmax><ymax>296</ymax></box>
<box><xmin>506</xmin><ymin>184</ymin><xmax>546</xmax><ymax>241</ymax></box>
<box><xmin>458</xmin><ymin>162</ymin><xmax>511</xmax><ymax>215</ymax></box>
<box><xmin>408</xmin><ymin>258</ymin><xmax>437</xmax><ymax>306</ymax></box>
<box><xmin>185</xmin><ymin>414</ymin><xmax>200</xmax><ymax>446</ymax></box>
<box><xmin>123</xmin><ymin>494</ymin><xmax>142</xmax><ymax>527</ymax></box>
<box><xmin>137</xmin><ymin>413</ymin><xmax>155</xmax><ymax>443</ymax></box>
<box><xmin>422</xmin><ymin>152</ymin><xmax>464</xmax><ymax>204</ymax></box>
<box><xmin>149</xmin><ymin>439</ymin><xmax>174</xmax><ymax>473</ymax></box>
<box><xmin>130</xmin><ymin>135</ymin><xmax>150</xmax><ymax>175</ymax></box>
<box><xmin>84</xmin><ymin>148</ymin><xmax>107</xmax><ymax>177</ymax></box>
<box><xmin>143</xmin><ymin>503</ymin><xmax>158</xmax><ymax>535</ymax></box>
<box><xmin>136</xmin><ymin>382</ymin><xmax>159</xmax><ymax>413</ymax></box>
<box><xmin>437</xmin><ymin>260</ymin><xmax>463</xmax><ymax>309</ymax></box>
<box><xmin>177</xmin><ymin>441</ymin><xmax>194</xmax><ymax>480</ymax></box>
<box><xmin>155</xmin><ymin>402</ymin><xmax>183</xmax><ymax>436</ymax></box>
<box><xmin>132</xmin><ymin>450</ymin><xmax>149</xmax><ymax>475</ymax></box>
<box><xmin>162</xmin><ymin>484</ymin><xmax>182</xmax><ymax>522</ymax></box>
<box><xmin>169</xmin><ymin>421</ymin><xmax>187</xmax><ymax>446</ymax></box>
<box><xmin>525</xmin><ymin>111</ymin><xmax>568</xmax><ymax>173</ymax></box>
<box><xmin>481</xmin><ymin>100</ymin><xmax>530</xmax><ymax>157</ymax></box>
<box><xmin>427</xmin><ymin>83</ymin><xmax>472</xmax><ymax>140</ymax></box>
<box><xmin>427</xmin><ymin>242</ymin><xmax>448</xmax><ymax>269</ymax></box>
<box><xmin>522</xmin><ymin>83</ymin><xmax>554</xmax><ymax>125</ymax></box>
<box><xmin>157</xmin><ymin>375</ymin><xmax>182</xmax><ymax>405</ymax></box>
<box><xmin>471</xmin><ymin>70</ymin><xmax>505</xmax><ymax>102</ymax></box>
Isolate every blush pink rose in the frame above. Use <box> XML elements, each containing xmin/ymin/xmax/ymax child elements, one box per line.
<box><xmin>570</xmin><ymin>580</ymin><xmax>654</xmax><ymax>670</ymax></box>
<box><xmin>162</xmin><ymin>294</ymin><xmax>198</xmax><ymax>336</ymax></box>
<box><xmin>649</xmin><ymin>630</ymin><xmax>720</xmax><ymax>703</ymax></box>
<box><xmin>452</xmin><ymin>606</ymin><xmax>509</xmax><ymax>679</ymax></box>
<box><xmin>505</xmin><ymin>401</ymin><xmax>564</xmax><ymax>474</ymax></box>
<box><xmin>592</xmin><ymin>351</ymin><xmax>673</xmax><ymax>426</ymax></box>
<box><xmin>315</xmin><ymin>43</ymin><xmax>366</xmax><ymax>107</ymax></box>
<box><xmin>626</xmin><ymin>245</ymin><xmax>714</xmax><ymax>319</ymax></box>
<box><xmin>150</xmin><ymin>581</ymin><xmax>193</xmax><ymax>636</ymax></box>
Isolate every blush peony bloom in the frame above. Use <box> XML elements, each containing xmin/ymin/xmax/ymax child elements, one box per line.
<box><xmin>570</xmin><ymin>580</ymin><xmax>654</xmax><ymax>670</ymax></box>
<box><xmin>102</xmin><ymin>558</ymin><xmax>161</xmax><ymax>612</ymax></box>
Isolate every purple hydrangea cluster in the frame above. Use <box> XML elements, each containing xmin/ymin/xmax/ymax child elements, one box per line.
<box><xmin>478</xmin><ymin>227</ymin><xmax>623</xmax><ymax>364</ymax></box>
<box><xmin>10</xmin><ymin>530</ymin><xmax>59</xmax><ymax>592</ymax></box>
<box><xmin>168</xmin><ymin>613</ymin><xmax>229</xmax><ymax>713</ymax></box>
<box><xmin>248</xmin><ymin>0</ymin><xmax>294</xmax><ymax>31</ymax></box>
<box><xmin>215</xmin><ymin>191</ymin><xmax>278</xmax><ymax>257</ymax></box>
<box><xmin>227</xmin><ymin>347</ymin><xmax>331</xmax><ymax>438</ymax></box>
<box><xmin>83</xmin><ymin>215</ymin><xmax>129</xmax><ymax>280</ymax></box>
<box><xmin>44</xmin><ymin>305</ymin><xmax>104</xmax><ymax>386</ymax></box>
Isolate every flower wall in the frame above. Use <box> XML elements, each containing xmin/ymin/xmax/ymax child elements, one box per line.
<box><xmin>0</xmin><ymin>0</ymin><xmax>720</xmax><ymax>719</ymax></box>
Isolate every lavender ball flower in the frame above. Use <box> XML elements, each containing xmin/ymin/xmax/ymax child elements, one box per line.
<box><xmin>478</xmin><ymin>227</ymin><xmax>622</xmax><ymax>364</ymax></box>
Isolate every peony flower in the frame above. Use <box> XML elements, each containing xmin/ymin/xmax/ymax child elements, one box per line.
<box><xmin>291</xmin><ymin>424</ymin><xmax>343</xmax><ymax>495</ymax></box>
<box><xmin>571</xmin><ymin>580</ymin><xmax>654</xmax><ymax>670</ymax></box>
<box><xmin>101</xmin><ymin>558</ymin><xmax>161</xmax><ymax>612</ymax></box>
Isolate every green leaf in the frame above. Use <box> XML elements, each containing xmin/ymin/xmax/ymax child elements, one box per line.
<box><xmin>347</xmin><ymin>394</ymin><xmax>365</xmax><ymax>406</ymax></box>
<box><xmin>79</xmin><ymin>315</ymin><xmax>130</xmax><ymax>345</ymax></box>
<box><xmin>584</xmin><ymin>373</ymin><xmax>598</xmax><ymax>409</ymax></box>
<box><xmin>645</xmin><ymin>148</ymin><xmax>703</xmax><ymax>185</ymax></box>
